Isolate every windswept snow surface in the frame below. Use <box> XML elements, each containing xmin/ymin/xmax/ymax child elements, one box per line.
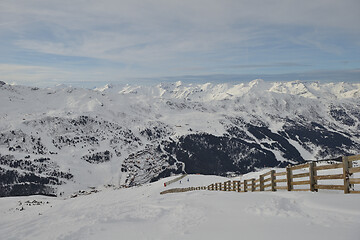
<box><xmin>0</xmin><ymin>175</ymin><xmax>359</xmax><ymax>240</ymax></box>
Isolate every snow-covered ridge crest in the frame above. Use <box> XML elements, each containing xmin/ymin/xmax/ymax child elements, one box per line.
<box><xmin>99</xmin><ymin>79</ymin><xmax>360</xmax><ymax>100</ymax></box>
<box><xmin>1</xmin><ymin>79</ymin><xmax>359</xmax><ymax>101</ymax></box>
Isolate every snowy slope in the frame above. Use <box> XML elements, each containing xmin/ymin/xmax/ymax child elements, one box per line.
<box><xmin>0</xmin><ymin>174</ymin><xmax>359</xmax><ymax>240</ymax></box>
<box><xmin>0</xmin><ymin>80</ymin><xmax>360</xmax><ymax>197</ymax></box>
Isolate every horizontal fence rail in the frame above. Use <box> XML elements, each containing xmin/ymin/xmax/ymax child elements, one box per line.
<box><xmin>163</xmin><ymin>174</ymin><xmax>188</xmax><ymax>187</ymax></box>
<box><xmin>160</xmin><ymin>154</ymin><xmax>360</xmax><ymax>195</ymax></box>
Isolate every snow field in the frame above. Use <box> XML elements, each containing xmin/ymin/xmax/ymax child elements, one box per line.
<box><xmin>0</xmin><ymin>174</ymin><xmax>359</xmax><ymax>240</ymax></box>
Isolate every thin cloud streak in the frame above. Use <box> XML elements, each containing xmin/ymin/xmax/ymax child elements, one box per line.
<box><xmin>136</xmin><ymin>69</ymin><xmax>360</xmax><ymax>85</ymax></box>
<box><xmin>227</xmin><ymin>62</ymin><xmax>311</xmax><ymax>69</ymax></box>
<box><xmin>1</xmin><ymin>63</ymin><xmax>358</xmax><ymax>87</ymax></box>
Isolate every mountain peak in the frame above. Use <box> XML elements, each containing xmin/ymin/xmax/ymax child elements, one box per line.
<box><xmin>248</xmin><ymin>79</ymin><xmax>265</xmax><ymax>87</ymax></box>
<box><xmin>94</xmin><ymin>83</ymin><xmax>113</xmax><ymax>92</ymax></box>
<box><xmin>175</xmin><ymin>81</ymin><xmax>182</xmax><ymax>87</ymax></box>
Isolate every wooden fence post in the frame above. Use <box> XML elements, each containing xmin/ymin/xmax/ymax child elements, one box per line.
<box><xmin>286</xmin><ymin>165</ymin><xmax>293</xmax><ymax>191</ymax></box>
<box><xmin>237</xmin><ymin>181</ymin><xmax>241</xmax><ymax>192</ymax></box>
<box><xmin>244</xmin><ymin>180</ymin><xmax>247</xmax><ymax>192</ymax></box>
<box><xmin>232</xmin><ymin>181</ymin><xmax>236</xmax><ymax>191</ymax></box>
<box><xmin>270</xmin><ymin>170</ymin><xmax>276</xmax><ymax>191</ymax></box>
<box><xmin>251</xmin><ymin>178</ymin><xmax>255</xmax><ymax>192</ymax></box>
<box><xmin>260</xmin><ymin>174</ymin><xmax>264</xmax><ymax>191</ymax></box>
<box><xmin>343</xmin><ymin>156</ymin><xmax>352</xmax><ymax>194</ymax></box>
<box><xmin>309</xmin><ymin>162</ymin><xmax>317</xmax><ymax>192</ymax></box>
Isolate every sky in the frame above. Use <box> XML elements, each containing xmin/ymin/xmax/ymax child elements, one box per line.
<box><xmin>0</xmin><ymin>0</ymin><xmax>359</xmax><ymax>87</ymax></box>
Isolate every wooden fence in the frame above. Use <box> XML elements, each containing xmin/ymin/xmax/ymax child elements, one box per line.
<box><xmin>160</xmin><ymin>186</ymin><xmax>207</xmax><ymax>195</ymax></box>
<box><xmin>161</xmin><ymin>154</ymin><xmax>360</xmax><ymax>195</ymax></box>
<box><xmin>163</xmin><ymin>174</ymin><xmax>188</xmax><ymax>187</ymax></box>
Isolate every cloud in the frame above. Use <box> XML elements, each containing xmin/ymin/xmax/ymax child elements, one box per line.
<box><xmin>0</xmin><ymin>64</ymin><xmax>52</xmax><ymax>72</ymax></box>
<box><xmin>0</xmin><ymin>63</ymin><xmax>153</xmax><ymax>87</ymax></box>
<box><xmin>173</xmin><ymin>62</ymin><xmax>311</xmax><ymax>72</ymax></box>
<box><xmin>2</xmin><ymin>1</ymin><xmax>359</xmax><ymax>31</ymax></box>
<box><xmin>0</xmin><ymin>64</ymin><xmax>69</xmax><ymax>85</ymax></box>
<box><xmin>0</xmin><ymin>64</ymin><xmax>100</xmax><ymax>86</ymax></box>
<box><xmin>1</xmin><ymin>63</ymin><xmax>358</xmax><ymax>88</ymax></box>
<box><xmin>0</xmin><ymin>0</ymin><xmax>359</xmax><ymax>86</ymax></box>
<box><xmin>3</xmin><ymin>1</ymin><xmax>359</xmax><ymax>62</ymax></box>
<box><xmin>133</xmin><ymin>68</ymin><xmax>360</xmax><ymax>84</ymax></box>
<box><xmin>227</xmin><ymin>62</ymin><xmax>311</xmax><ymax>69</ymax></box>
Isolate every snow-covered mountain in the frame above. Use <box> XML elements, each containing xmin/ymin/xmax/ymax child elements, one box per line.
<box><xmin>1</xmin><ymin>79</ymin><xmax>360</xmax><ymax>197</ymax></box>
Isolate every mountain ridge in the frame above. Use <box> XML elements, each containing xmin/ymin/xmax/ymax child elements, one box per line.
<box><xmin>0</xmin><ymin>80</ymin><xmax>359</xmax><ymax>197</ymax></box>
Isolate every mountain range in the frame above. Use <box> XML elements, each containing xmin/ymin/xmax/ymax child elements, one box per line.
<box><xmin>1</xmin><ymin>79</ymin><xmax>359</xmax><ymax>197</ymax></box>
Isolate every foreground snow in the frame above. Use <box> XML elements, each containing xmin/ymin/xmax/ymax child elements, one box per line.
<box><xmin>1</xmin><ymin>175</ymin><xmax>359</xmax><ymax>240</ymax></box>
